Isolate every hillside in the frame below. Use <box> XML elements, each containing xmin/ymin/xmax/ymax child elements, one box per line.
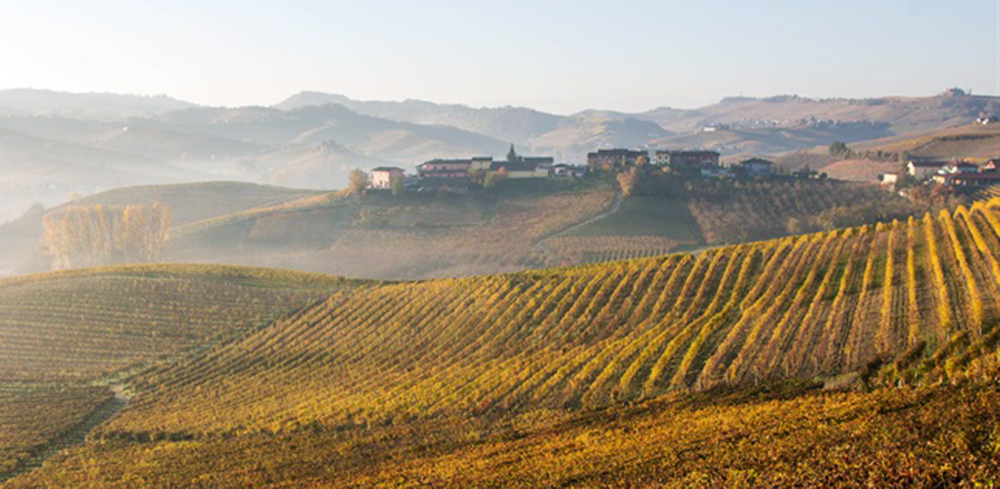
<box><xmin>1</xmin><ymin>177</ymin><xmax>923</xmax><ymax>280</ymax></box>
<box><xmin>650</xmin><ymin>121</ymin><xmax>893</xmax><ymax>157</ymax></box>
<box><xmin>0</xmin><ymin>264</ymin><xmax>356</xmax><ymax>478</ymax></box>
<box><xmin>166</xmin><ymin>177</ymin><xmax>921</xmax><ymax>278</ymax></box>
<box><xmin>853</xmin><ymin>122</ymin><xmax>1000</xmax><ymax>162</ymax></box>
<box><xmin>641</xmin><ymin>92</ymin><xmax>998</xmax><ymax>135</ymax></box>
<box><xmin>106</xmin><ymin>204</ymin><xmax>1000</xmax><ymax>435</ymax></box>
<box><xmin>4</xmin><ymin>202</ymin><xmax>1000</xmax><ymax>485</ymax></box>
<box><xmin>0</xmin><ymin>182</ymin><xmax>324</xmax><ymax>277</ymax></box>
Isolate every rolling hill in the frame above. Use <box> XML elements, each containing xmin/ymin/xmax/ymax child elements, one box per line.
<box><xmin>853</xmin><ymin>122</ymin><xmax>1000</xmax><ymax>162</ymax></box>
<box><xmin>1</xmin><ymin>176</ymin><xmax>924</xmax><ymax>281</ymax></box>
<box><xmin>276</xmin><ymin>90</ymin><xmax>999</xmax><ymax>163</ymax></box>
<box><xmin>0</xmin><ymin>182</ymin><xmax>325</xmax><ymax>277</ymax></box>
<box><xmin>3</xmin><ymin>201</ymin><xmax>1000</xmax><ymax>485</ymax></box>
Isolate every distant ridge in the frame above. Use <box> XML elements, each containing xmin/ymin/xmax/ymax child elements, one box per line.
<box><xmin>0</xmin><ymin>88</ymin><xmax>198</xmax><ymax>120</ymax></box>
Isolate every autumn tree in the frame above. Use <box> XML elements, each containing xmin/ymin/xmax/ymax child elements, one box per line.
<box><xmin>43</xmin><ymin>203</ymin><xmax>172</xmax><ymax>270</ymax></box>
<box><xmin>348</xmin><ymin>169</ymin><xmax>369</xmax><ymax>196</ymax></box>
<box><xmin>616</xmin><ymin>168</ymin><xmax>642</xmax><ymax>197</ymax></box>
<box><xmin>390</xmin><ymin>172</ymin><xmax>404</xmax><ymax>196</ymax></box>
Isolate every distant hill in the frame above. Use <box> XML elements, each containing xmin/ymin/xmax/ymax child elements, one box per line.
<box><xmin>853</xmin><ymin>123</ymin><xmax>1000</xmax><ymax>162</ymax></box>
<box><xmin>0</xmin><ymin>88</ymin><xmax>197</xmax><ymax>120</ymax></box>
<box><xmin>276</xmin><ymin>91</ymin><xmax>563</xmax><ymax>146</ymax></box>
<box><xmin>640</xmin><ymin>91</ymin><xmax>999</xmax><ymax>135</ymax></box>
<box><xmin>276</xmin><ymin>90</ymin><xmax>999</xmax><ymax>163</ymax></box>
<box><xmin>152</xmin><ymin>104</ymin><xmax>510</xmax><ymax>165</ymax></box>
<box><xmin>650</xmin><ymin>121</ymin><xmax>894</xmax><ymax>156</ymax></box>
<box><xmin>275</xmin><ymin>92</ymin><xmax>670</xmax><ymax>161</ymax></box>
<box><xmin>0</xmin><ymin>182</ymin><xmax>323</xmax><ymax>277</ymax></box>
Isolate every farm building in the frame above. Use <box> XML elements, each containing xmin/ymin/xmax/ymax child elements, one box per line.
<box><xmin>655</xmin><ymin>150</ymin><xmax>721</xmax><ymax>169</ymax></box>
<box><xmin>587</xmin><ymin>149</ymin><xmax>648</xmax><ymax>171</ymax></box>
<box><xmin>738</xmin><ymin>158</ymin><xmax>774</xmax><ymax>178</ymax></box>
<box><xmin>906</xmin><ymin>160</ymin><xmax>950</xmax><ymax>179</ymax></box>
<box><xmin>370</xmin><ymin>167</ymin><xmax>406</xmax><ymax>189</ymax></box>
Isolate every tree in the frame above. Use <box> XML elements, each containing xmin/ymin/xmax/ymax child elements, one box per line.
<box><xmin>483</xmin><ymin>171</ymin><xmax>499</xmax><ymax>189</ymax></box>
<box><xmin>43</xmin><ymin>203</ymin><xmax>171</xmax><ymax>270</ymax></box>
<box><xmin>828</xmin><ymin>141</ymin><xmax>849</xmax><ymax>157</ymax></box>
<box><xmin>506</xmin><ymin>144</ymin><xmax>519</xmax><ymax>163</ymax></box>
<box><xmin>616</xmin><ymin>168</ymin><xmax>642</xmax><ymax>197</ymax></box>
<box><xmin>390</xmin><ymin>173</ymin><xmax>404</xmax><ymax>196</ymax></box>
<box><xmin>348</xmin><ymin>169</ymin><xmax>369</xmax><ymax>196</ymax></box>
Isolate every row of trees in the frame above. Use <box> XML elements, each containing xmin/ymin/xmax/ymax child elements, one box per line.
<box><xmin>42</xmin><ymin>203</ymin><xmax>172</xmax><ymax>270</ymax></box>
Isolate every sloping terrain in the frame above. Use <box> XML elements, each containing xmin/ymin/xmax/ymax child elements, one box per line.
<box><xmin>0</xmin><ymin>265</ymin><xmax>355</xmax><ymax>383</ymax></box>
<box><xmin>0</xmin><ymin>264</ymin><xmax>357</xmax><ymax>480</ymax></box>
<box><xmin>0</xmin><ymin>182</ymin><xmax>324</xmax><ymax>277</ymax></box>
<box><xmin>641</xmin><ymin>92</ymin><xmax>997</xmax><ymax>135</ymax></box>
<box><xmin>819</xmin><ymin>159</ymin><xmax>899</xmax><ymax>183</ymax></box>
<box><xmin>854</xmin><ymin>122</ymin><xmax>1000</xmax><ymax>162</ymax></box>
<box><xmin>97</xmin><ymin>203</ymin><xmax>1000</xmax><ymax>439</ymax></box>
<box><xmin>5</xmin><ymin>203</ymin><xmax>1000</xmax><ymax>485</ymax></box>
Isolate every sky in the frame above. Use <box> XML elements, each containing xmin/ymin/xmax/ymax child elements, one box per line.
<box><xmin>0</xmin><ymin>0</ymin><xmax>996</xmax><ymax>114</ymax></box>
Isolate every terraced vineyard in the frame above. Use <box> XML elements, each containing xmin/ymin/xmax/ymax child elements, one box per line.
<box><xmin>81</xmin><ymin>201</ymin><xmax>1000</xmax><ymax>438</ymax></box>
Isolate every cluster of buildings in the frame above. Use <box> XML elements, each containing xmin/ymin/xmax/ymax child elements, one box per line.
<box><xmin>880</xmin><ymin>158</ymin><xmax>1000</xmax><ymax>189</ymax></box>
<box><xmin>368</xmin><ymin>154</ymin><xmax>587</xmax><ymax>189</ymax></box>
<box><xmin>368</xmin><ymin>147</ymin><xmax>786</xmax><ymax>191</ymax></box>
<box><xmin>585</xmin><ymin>148</ymin><xmax>775</xmax><ymax>179</ymax></box>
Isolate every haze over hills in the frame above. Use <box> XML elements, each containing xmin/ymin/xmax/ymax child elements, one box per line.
<box><xmin>0</xmin><ymin>89</ymin><xmax>196</xmax><ymax>120</ymax></box>
<box><xmin>0</xmin><ymin>87</ymin><xmax>996</xmax><ymax>223</ymax></box>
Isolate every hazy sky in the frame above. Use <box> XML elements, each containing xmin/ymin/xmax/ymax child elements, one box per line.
<box><xmin>0</xmin><ymin>0</ymin><xmax>996</xmax><ymax>113</ymax></box>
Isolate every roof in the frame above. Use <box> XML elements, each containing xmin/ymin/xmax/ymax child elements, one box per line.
<box><xmin>908</xmin><ymin>160</ymin><xmax>950</xmax><ymax>168</ymax></box>
<box><xmin>587</xmin><ymin>149</ymin><xmax>648</xmax><ymax>157</ymax></box>
<box><xmin>945</xmin><ymin>173</ymin><xmax>1000</xmax><ymax>181</ymax></box>
<box><xmin>740</xmin><ymin>158</ymin><xmax>774</xmax><ymax>166</ymax></box>
<box><xmin>522</xmin><ymin>156</ymin><xmax>555</xmax><ymax>164</ymax></box>
<box><xmin>655</xmin><ymin>150</ymin><xmax>721</xmax><ymax>156</ymax></box>
<box><xmin>490</xmin><ymin>161</ymin><xmax>540</xmax><ymax>172</ymax></box>
<box><xmin>371</xmin><ymin>166</ymin><xmax>405</xmax><ymax>172</ymax></box>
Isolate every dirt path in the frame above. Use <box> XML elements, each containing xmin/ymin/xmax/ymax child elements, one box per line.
<box><xmin>0</xmin><ymin>387</ymin><xmax>129</xmax><ymax>484</ymax></box>
<box><xmin>535</xmin><ymin>191</ymin><xmax>623</xmax><ymax>248</ymax></box>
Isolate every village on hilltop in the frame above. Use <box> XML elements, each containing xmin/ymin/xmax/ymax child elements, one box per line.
<box><xmin>365</xmin><ymin>145</ymin><xmax>803</xmax><ymax>192</ymax></box>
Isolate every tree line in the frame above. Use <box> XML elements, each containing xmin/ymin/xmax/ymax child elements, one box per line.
<box><xmin>43</xmin><ymin>203</ymin><xmax>172</xmax><ymax>269</ymax></box>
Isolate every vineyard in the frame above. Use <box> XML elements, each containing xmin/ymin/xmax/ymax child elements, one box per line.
<box><xmin>0</xmin><ymin>385</ymin><xmax>113</xmax><ymax>477</ymax></box>
<box><xmin>5</xmin><ymin>202</ymin><xmax>1000</xmax><ymax>485</ymax></box>
<box><xmin>12</xmin><ymin>382</ymin><xmax>999</xmax><ymax>486</ymax></box>
<box><xmin>684</xmin><ymin>178</ymin><xmax>923</xmax><ymax>243</ymax></box>
<box><xmin>0</xmin><ymin>264</ymin><xmax>357</xmax><ymax>382</ymax></box>
<box><xmin>73</xmin><ymin>200</ymin><xmax>1000</xmax><ymax>440</ymax></box>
